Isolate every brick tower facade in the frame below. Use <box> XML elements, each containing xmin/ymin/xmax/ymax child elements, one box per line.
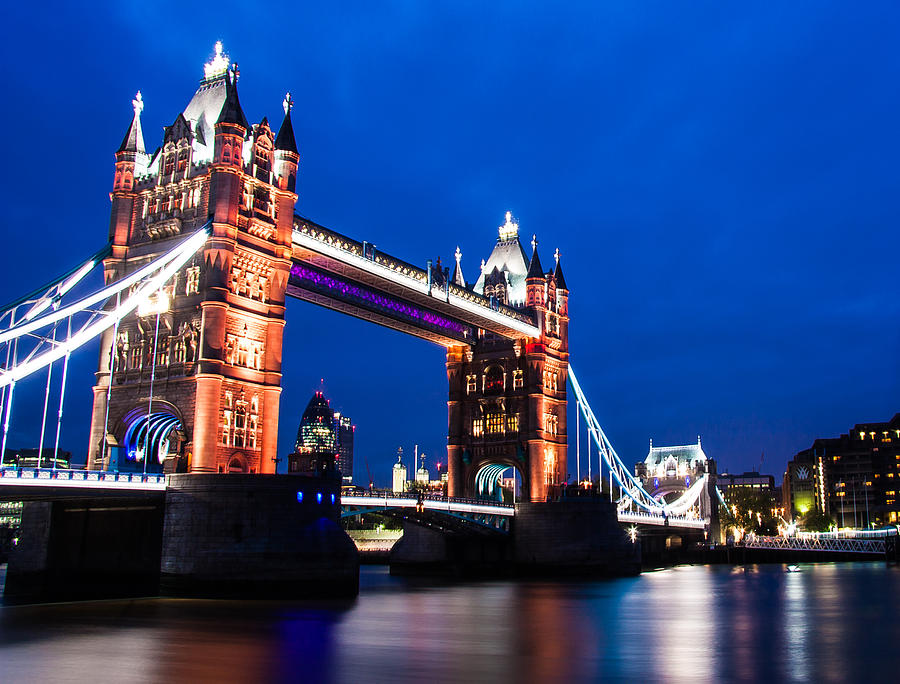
<box><xmin>87</xmin><ymin>44</ymin><xmax>298</xmax><ymax>475</ymax></box>
<box><xmin>446</xmin><ymin>214</ymin><xmax>569</xmax><ymax>502</ymax></box>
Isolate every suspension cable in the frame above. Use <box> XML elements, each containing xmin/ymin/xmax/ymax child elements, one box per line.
<box><xmin>52</xmin><ymin>316</ymin><xmax>72</xmax><ymax>472</ymax></box>
<box><xmin>100</xmin><ymin>291</ymin><xmax>122</xmax><ymax>472</ymax></box>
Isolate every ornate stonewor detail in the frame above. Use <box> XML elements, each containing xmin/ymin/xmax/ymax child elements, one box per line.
<box><xmin>225</xmin><ymin>323</ymin><xmax>265</xmax><ymax>371</ymax></box>
<box><xmin>172</xmin><ymin>320</ymin><xmax>199</xmax><ymax>365</ymax></box>
<box><xmin>229</xmin><ymin>253</ymin><xmax>270</xmax><ymax>303</ymax></box>
<box><xmin>542</xmin><ymin>367</ymin><xmax>558</xmax><ymax>392</ymax></box>
<box><xmin>185</xmin><ymin>264</ymin><xmax>201</xmax><ymax>295</ymax></box>
<box><xmin>221</xmin><ymin>387</ymin><xmax>260</xmax><ymax>452</ymax></box>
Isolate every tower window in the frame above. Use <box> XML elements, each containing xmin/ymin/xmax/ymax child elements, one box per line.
<box><xmin>473</xmin><ymin>418</ymin><xmax>484</xmax><ymax>437</ymax></box>
<box><xmin>484</xmin><ymin>366</ymin><xmax>504</xmax><ymax>394</ymax></box>
<box><xmin>513</xmin><ymin>370</ymin><xmax>524</xmax><ymax>390</ymax></box>
<box><xmin>486</xmin><ymin>413</ymin><xmax>504</xmax><ymax>435</ymax></box>
<box><xmin>466</xmin><ymin>374</ymin><xmax>477</xmax><ymax>394</ymax></box>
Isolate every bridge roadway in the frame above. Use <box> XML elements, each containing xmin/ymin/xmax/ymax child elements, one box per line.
<box><xmin>289</xmin><ymin>217</ymin><xmax>541</xmax><ymax>347</ymax></box>
<box><xmin>0</xmin><ymin>467</ymin><xmax>710</xmax><ymax>530</ymax></box>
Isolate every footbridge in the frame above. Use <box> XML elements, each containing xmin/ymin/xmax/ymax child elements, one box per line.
<box><xmin>342</xmin><ymin>492</ymin><xmax>514</xmax><ymax>533</ymax></box>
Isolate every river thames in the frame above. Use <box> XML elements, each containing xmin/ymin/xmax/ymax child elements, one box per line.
<box><xmin>1</xmin><ymin>562</ymin><xmax>898</xmax><ymax>683</ymax></box>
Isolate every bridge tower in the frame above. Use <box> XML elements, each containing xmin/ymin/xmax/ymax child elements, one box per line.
<box><xmin>446</xmin><ymin>214</ymin><xmax>569</xmax><ymax>502</ymax></box>
<box><xmin>87</xmin><ymin>44</ymin><xmax>299</xmax><ymax>475</ymax></box>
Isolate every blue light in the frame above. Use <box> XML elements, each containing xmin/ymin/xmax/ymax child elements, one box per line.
<box><xmin>331</xmin><ymin>493</ymin><xmax>336</xmax><ymax>504</ymax></box>
<box><xmin>296</xmin><ymin>491</ymin><xmax>304</xmax><ymax>503</ymax></box>
<box><xmin>317</xmin><ymin>492</ymin><xmax>322</xmax><ymax>504</ymax></box>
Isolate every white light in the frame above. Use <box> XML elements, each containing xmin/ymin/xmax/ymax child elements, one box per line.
<box><xmin>498</xmin><ymin>211</ymin><xmax>519</xmax><ymax>241</ymax></box>
<box><xmin>137</xmin><ymin>290</ymin><xmax>170</xmax><ymax>317</ymax></box>
<box><xmin>0</xmin><ymin>229</ymin><xmax>206</xmax><ymax>347</ymax></box>
<box><xmin>204</xmin><ymin>41</ymin><xmax>229</xmax><ymax>80</ymax></box>
<box><xmin>0</xmin><ymin>229</ymin><xmax>208</xmax><ymax>389</ymax></box>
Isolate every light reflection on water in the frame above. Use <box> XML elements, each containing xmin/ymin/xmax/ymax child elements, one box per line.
<box><xmin>1</xmin><ymin>563</ymin><xmax>898</xmax><ymax>683</ymax></box>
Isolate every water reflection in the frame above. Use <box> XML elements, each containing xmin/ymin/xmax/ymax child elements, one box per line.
<box><xmin>1</xmin><ymin>564</ymin><xmax>899</xmax><ymax>683</ymax></box>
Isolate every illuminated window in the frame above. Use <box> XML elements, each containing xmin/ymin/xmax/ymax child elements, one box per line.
<box><xmin>544</xmin><ymin>447</ymin><xmax>556</xmax><ymax>484</ymax></box>
<box><xmin>222</xmin><ymin>410</ymin><xmax>232</xmax><ymax>446</ymax></box>
<box><xmin>486</xmin><ymin>413</ymin><xmax>504</xmax><ymax>435</ymax></box>
<box><xmin>508</xmin><ymin>414</ymin><xmax>519</xmax><ymax>433</ymax></box>
<box><xmin>466</xmin><ymin>374</ymin><xmax>477</xmax><ymax>394</ymax></box>
<box><xmin>185</xmin><ymin>266</ymin><xmax>200</xmax><ymax>295</ymax></box>
<box><xmin>248</xmin><ymin>414</ymin><xmax>258</xmax><ymax>450</ymax></box>
<box><xmin>472</xmin><ymin>418</ymin><xmax>484</xmax><ymax>437</ymax></box>
<box><xmin>513</xmin><ymin>369</ymin><xmax>523</xmax><ymax>390</ymax></box>
<box><xmin>156</xmin><ymin>338</ymin><xmax>169</xmax><ymax>366</ymax></box>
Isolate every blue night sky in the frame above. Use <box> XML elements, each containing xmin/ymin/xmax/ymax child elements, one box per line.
<box><xmin>1</xmin><ymin>1</ymin><xmax>897</xmax><ymax>485</ymax></box>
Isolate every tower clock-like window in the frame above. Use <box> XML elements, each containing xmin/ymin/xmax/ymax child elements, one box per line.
<box><xmin>484</xmin><ymin>366</ymin><xmax>504</xmax><ymax>394</ymax></box>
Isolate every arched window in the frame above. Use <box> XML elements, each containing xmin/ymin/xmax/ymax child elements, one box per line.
<box><xmin>483</xmin><ymin>365</ymin><xmax>504</xmax><ymax>394</ymax></box>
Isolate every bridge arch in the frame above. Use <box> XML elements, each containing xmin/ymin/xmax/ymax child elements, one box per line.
<box><xmin>470</xmin><ymin>459</ymin><xmax>525</xmax><ymax>503</ymax></box>
<box><xmin>225</xmin><ymin>452</ymin><xmax>249</xmax><ymax>474</ymax></box>
<box><xmin>115</xmin><ymin>401</ymin><xmax>186</xmax><ymax>473</ymax></box>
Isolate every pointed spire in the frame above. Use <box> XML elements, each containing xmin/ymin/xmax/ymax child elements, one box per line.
<box><xmin>527</xmin><ymin>235</ymin><xmax>544</xmax><ymax>279</ymax></box>
<box><xmin>275</xmin><ymin>91</ymin><xmax>298</xmax><ymax>153</ymax></box>
<box><xmin>216</xmin><ymin>68</ymin><xmax>249</xmax><ymax>130</ymax></box>
<box><xmin>553</xmin><ymin>248</ymin><xmax>568</xmax><ymax>290</ymax></box>
<box><xmin>451</xmin><ymin>246</ymin><xmax>466</xmax><ymax>287</ymax></box>
<box><xmin>117</xmin><ymin>91</ymin><xmax>146</xmax><ymax>154</ymax></box>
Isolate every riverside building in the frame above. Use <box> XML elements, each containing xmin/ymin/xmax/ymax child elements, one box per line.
<box><xmin>784</xmin><ymin>414</ymin><xmax>900</xmax><ymax>527</ymax></box>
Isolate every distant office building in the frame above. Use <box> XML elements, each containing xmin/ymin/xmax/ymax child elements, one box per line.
<box><xmin>333</xmin><ymin>412</ymin><xmax>355</xmax><ymax>484</ymax></box>
<box><xmin>784</xmin><ymin>414</ymin><xmax>900</xmax><ymax>527</ymax></box>
<box><xmin>719</xmin><ymin>471</ymin><xmax>778</xmax><ymax>514</ymax></box>
<box><xmin>0</xmin><ymin>448</ymin><xmax>71</xmax><ymax>469</ymax></box>
<box><xmin>719</xmin><ymin>471</ymin><xmax>776</xmax><ymax>495</ymax></box>
<box><xmin>392</xmin><ymin>449</ymin><xmax>408</xmax><ymax>493</ymax></box>
<box><xmin>288</xmin><ymin>392</ymin><xmax>339</xmax><ymax>476</ymax></box>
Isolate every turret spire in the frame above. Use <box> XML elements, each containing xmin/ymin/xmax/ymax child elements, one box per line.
<box><xmin>526</xmin><ymin>235</ymin><xmax>544</xmax><ymax>279</ymax></box>
<box><xmin>553</xmin><ymin>248</ymin><xmax>568</xmax><ymax>290</ymax></box>
<box><xmin>275</xmin><ymin>91</ymin><xmax>298</xmax><ymax>154</ymax></box>
<box><xmin>451</xmin><ymin>246</ymin><xmax>466</xmax><ymax>286</ymax></box>
<box><xmin>117</xmin><ymin>91</ymin><xmax>146</xmax><ymax>154</ymax></box>
<box><xmin>216</xmin><ymin>67</ymin><xmax>249</xmax><ymax>130</ymax></box>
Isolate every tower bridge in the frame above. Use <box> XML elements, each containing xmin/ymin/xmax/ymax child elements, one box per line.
<box><xmin>0</xmin><ymin>45</ymin><xmax>718</xmax><ymax>600</ymax></box>
<box><xmin>0</xmin><ymin>43</ymin><xmax>714</xmax><ymax>523</ymax></box>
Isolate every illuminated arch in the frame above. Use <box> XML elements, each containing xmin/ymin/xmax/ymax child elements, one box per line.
<box><xmin>119</xmin><ymin>404</ymin><xmax>184</xmax><ymax>473</ymax></box>
<box><xmin>473</xmin><ymin>461</ymin><xmax>524</xmax><ymax>502</ymax></box>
